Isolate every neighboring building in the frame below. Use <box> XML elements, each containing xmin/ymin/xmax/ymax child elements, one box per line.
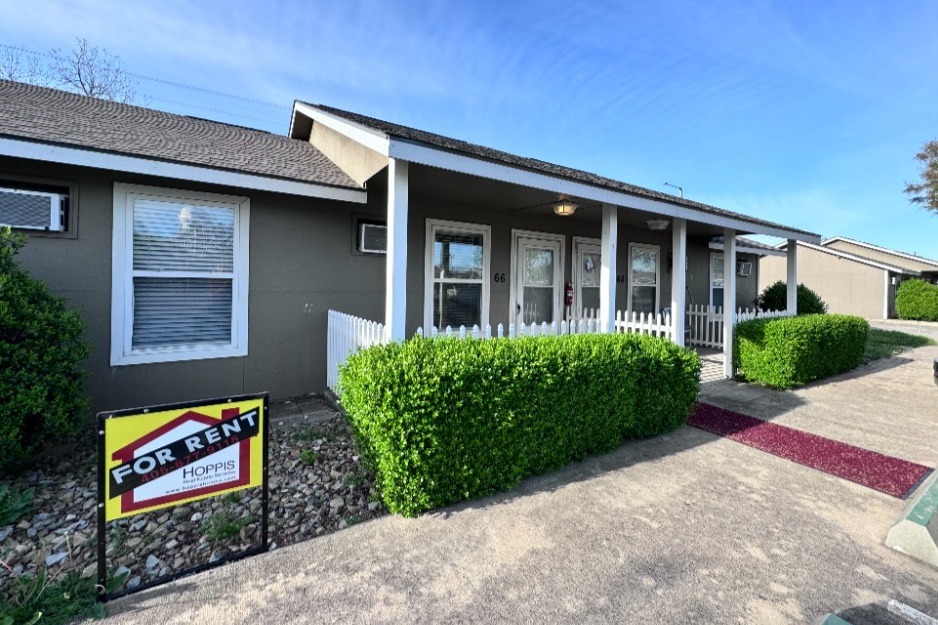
<box><xmin>0</xmin><ymin>80</ymin><xmax>818</xmax><ymax>412</ymax></box>
<box><xmin>759</xmin><ymin>237</ymin><xmax>938</xmax><ymax>319</ymax></box>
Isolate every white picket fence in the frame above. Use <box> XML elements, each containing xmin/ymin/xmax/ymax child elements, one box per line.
<box><xmin>326</xmin><ymin>310</ymin><xmax>387</xmax><ymax>392</ymax></box>
<box><xmin>614</xmin><ymin>310</ymin><xmax>673</xmax><ymax>340</ymax></box>
<box><xmin>686</xmin><ymin>305</ymin><xmax>792</xmax><ymax>349</ymax></box>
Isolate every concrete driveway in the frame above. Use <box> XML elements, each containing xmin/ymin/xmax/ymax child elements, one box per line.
<box><xmin>107</xmin><ymin>340</ymin><xmax>938</xmax><ymax>625</ymax></box>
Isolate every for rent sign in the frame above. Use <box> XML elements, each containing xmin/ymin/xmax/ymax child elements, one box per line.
<box><xmin>99</xmin><ymin>394</ymin><xmax>267</xmax><ymax>522</ymax></box>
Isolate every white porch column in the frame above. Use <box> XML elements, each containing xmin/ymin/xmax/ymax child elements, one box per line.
<box><xmin>786</xmin><ymin>239</ymin><xmax>797</xmax><ymax>315</ymax></box>
<box><xmin>386</xmin><ymin>158</ymin><xmax>409</xmax><ymax>341</ymax></box>
<box><xmin>600</xmin><ymin>203</ymin><xmax>618</xmax><ymax>333</ymax></box>
<box><xmin>723</xmin><ymin>229</ymin><xmax>737</xmax><ymax>379</ymax></box>
<box><xmin>670</xmin><ymin>218</ymin><xmax>687</xmax><ymax>347</ymax></box>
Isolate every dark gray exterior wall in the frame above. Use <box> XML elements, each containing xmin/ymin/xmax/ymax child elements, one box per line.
<box><xmin>1</xmin><ymin>156</ymin><xmax>384</xmax><ymax>413</ymax></box>
<box><xmin>4</xmin><ymin>156</ymin><xmax>760</xmax><ymax>414</ymax></box>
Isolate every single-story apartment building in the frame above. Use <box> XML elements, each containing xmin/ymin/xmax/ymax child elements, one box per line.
<box><xmin>759</xmin><ymin>237</ymin><xmax>938</xmax><ymax>319</ymax></box>
<box><xmin>0</xmin><ymin>80</ymin><xmax>819</xmax><ymax>413</ymax></box>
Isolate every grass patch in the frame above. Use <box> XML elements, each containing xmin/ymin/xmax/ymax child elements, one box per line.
<box><xmin>863</xmin><ymin>328</ymin><xmax>935</xmax><ymax>363</ymax></box>
<box><xmin>201</xmin><ymin>511</ymin><xmax>252</xmax><ymax>543</ymax></box>
<box><xmin>0</xmin><ymin>568</ymin><xmax>127</xmax><ymax>625</ymax></box>
<box><xmin>292</xmin><ymin>421</ymin><xmax>343</xmax><ymax>443</ymax></box>
<box><xmin>0</xmin><ymin>485</ymin><xmax>34</xmax><ymax>526</ymax></box>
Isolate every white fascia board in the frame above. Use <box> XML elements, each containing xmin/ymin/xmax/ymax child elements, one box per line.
<box><xmin>821</xmin><ymin>236</ymin><xmax>938</xmax><ymax>269</ymax></box>
<box><xmin>292</xmin><ymin>102</ymin><xmax>391</xmax><ymax>155</ymax></box>
<box><xmin>709</xmin><ymin>241</ymin><xmax>787</xmax><ymax>257</ymax></box>
<box><xmin>388</xmin><ymin>138</ymin><xmax>821</xmax><ymax>243</ymax></box>
<box><xmin>800</xmin><ymin>240</ymin><xmax>921</xmax><ymax>275</ymax></box>
<box><xmin>0</xmin><ymin>137</ymin><xmax>367</xmax><ymax>203</ymax></box>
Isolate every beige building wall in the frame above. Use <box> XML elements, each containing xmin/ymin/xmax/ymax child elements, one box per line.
<box><xmin>824</xmin><ymin>240</ymin><xmax>937</xmax><ymax>273</ymax></box>
<box><xmin>759</xmin><ymin>244</ymin><xmax>885</xmax><ymax>319</ymax></box>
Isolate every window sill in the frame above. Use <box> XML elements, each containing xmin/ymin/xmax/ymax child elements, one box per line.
<box><xmin>110</xmin><ymin>344</ymin><xmax>247</xmax><ymax>367</ymax></box>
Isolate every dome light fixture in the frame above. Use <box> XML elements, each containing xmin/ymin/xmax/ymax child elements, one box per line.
<box><xmin>647</xmin><ymin>218</ymin><xmax>670</xmax><ymax>231</ymax></box>
<box><xmin>553</xmin><ymin>200</ymin><xmax>578</xmax><ymax>217</ymax></box>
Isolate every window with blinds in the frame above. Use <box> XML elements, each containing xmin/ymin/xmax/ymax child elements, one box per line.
<box><xmin>111</xmin><ymin>184</ymin><xmax>249</xmax><ymax>366</ymax></box>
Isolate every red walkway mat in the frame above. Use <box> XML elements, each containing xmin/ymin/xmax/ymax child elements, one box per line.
<box><xmin>689</xmin><ymin>403</ymin><xmax>933</xmax><ymax>499</ymax></box>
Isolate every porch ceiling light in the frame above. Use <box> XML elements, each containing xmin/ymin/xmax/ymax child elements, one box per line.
<box><xmin>553</xmin><ymin>200</ymin><xmax>578</xmax><ymax>217</ymax></box>
<box><xmin>647</xmin><ymin>218</ymin><xmax>670</xmax><ymax>231</ymax></box>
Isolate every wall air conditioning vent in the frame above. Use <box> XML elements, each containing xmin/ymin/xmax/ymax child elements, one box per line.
<box><xmin>359</xmin><ymin>223</ymin><xmax>387</xmax><ymax>254</ymax></box>
<box><xmin>0</xmin><ymin>186</ymin><xmax>66</xmax><ymax>231</ymax></box>
<box><xmin>736</xmin><ymin>261</ymin><xmax>753</xmax><ymax>277</ymax></box>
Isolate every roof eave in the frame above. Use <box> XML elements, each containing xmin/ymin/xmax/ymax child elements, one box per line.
<box><xmin>0</xmin><ymin>136</ymin><xmax>367</xmax><ymax>203</ymax></box>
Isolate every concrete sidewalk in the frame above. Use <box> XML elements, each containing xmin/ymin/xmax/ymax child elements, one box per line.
<box><xmin>106</xmin><ymin>345</ymin><xmax>938</xmax><ymax>625</ymax></box>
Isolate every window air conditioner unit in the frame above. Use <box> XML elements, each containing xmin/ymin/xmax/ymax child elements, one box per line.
<box><xmin>359</xmin><ymin>223</ymin><xmax>387</xmax><ymax>254</ymax></box>
<box><xmin>736</xmin><ymin>261</ymin><xmax>753</xmax><ymax>277</ymax></box>
<box><xmin>0</xmin><ymin>187</ymin><xmax>65</xmax><ymax>231</ymax></box>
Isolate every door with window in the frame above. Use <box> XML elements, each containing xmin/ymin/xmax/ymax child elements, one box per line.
<box><xmin>710</xmin><ymin>252</ymin><xmax>725</xmax><ymax>310</ymax></box>
<box><xmin>628</xmin><ymin>243</ymin><xmax>660</xmax><ymax>315</ymax></box>
<box><xmin>511</xmin><ymin>231</ymin><xmax>564</xmax><ymax>325</ymax></box>
<box><xmin>573</xmin><ymin>236</ymin><xmax>601</xmax><ymax>316</ymax></box>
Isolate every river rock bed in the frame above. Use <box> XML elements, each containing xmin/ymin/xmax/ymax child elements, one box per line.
<box><xmin>0</xmin><ymin>405</ymin><xmax>385</xmax><ymax>595</ymax></box>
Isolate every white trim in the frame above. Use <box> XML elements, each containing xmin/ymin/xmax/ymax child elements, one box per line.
<box><xmin>670</xmin><ymin>218</ymin><xmax>687</xmax><ymax>347</ymax></box>
<box><xmin>110</xmin><ymin>183</ymin><xmax>250</xmax><ymax>366</ymax></box>
<box><xmin>781</xmin><ymin>240</ymin><xmax>919</xmax><ymax>275</ymax></box>
<box><xmin>572</xmin><ymin>235</ymin><xmax>602</xmax><ymax>317</ymax></box>
<box><xmin>883</xmin><ymin>270</ymin><xmax>890</xmax><ymax>321</ymax></box>
<box><xmin>599</xmin><ymin>204</ymin><xmax>618</xmax><ymax>332</ymax></box>
<box><xmin>822</xmin><ymin>236</ymin><xmax>938</xmax><ymax>269</ymax></box>
<box><xmin>786</xmin><ymin>240</ymin><xmax>798</xmax><ymax>314</ymax></box>
<box><xmin>723</xmin><ymin>231</ymin><xmax>737</xmax><ymax>379</ymax></box>
<box><xmin>423</xmin><ymin>218</ymin><xmax>492</xmax><ymax>331</ymax></box>
<box><xmin>510</xmin><ymin>229</ymin><xmax>565</xmax><ymax>326</ymax></box>
<box><xmin>627</xmin><ymin>242</ymin><xmax>661</xmax><ymax>314</ymax></box>
<box><xmin>292</xmin><ymin>102</ymin><xmax>391</xmax><ymax>155</ymax></box>
<box><xmin>709</xmin><ymin>241</ymin><xmax>786</xmax><ymax>257</ymax></box>
<box><xmin>387</xmin><ymin>138</ymin><xmax>820</xmax><ymax>243</ymax></box>
<box><xmin>386</xmin><ymin>158</ymin><xmax>409</xmax><ymax>341</ymax></box>
<box><xmin>0</xmin><ymin>136</ymin><xmax>366</xmax><ymax>203</ymax></box>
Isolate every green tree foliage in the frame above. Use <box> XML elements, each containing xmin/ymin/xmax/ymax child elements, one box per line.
<box><xmin>0</xmin><ymin>228</ymin><xmax>90</xmax><ymax>473</ymax></box>
<box><xmin>758</xmin><ymin>280</ymin><xmax>828</xmax><ymax>315</ymax></box>
<box><xmin>904</xmin><ymin>140</ymin><xmax>938</xmax><ymax>214</ymax></box>
<box><xmin>339</xmin><ymin>333</ymin><xmax>700</xmax><ymax>517</ymax></box>
<box><xmin>895</xmin><ymin>278</ymin><xmax>938</xmax><ymax>321</ymax></box>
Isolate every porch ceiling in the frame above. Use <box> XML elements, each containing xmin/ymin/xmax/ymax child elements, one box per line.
<box><xmin>406</xmin><ymin>163</ymin><xmax>735</xmax><ymax>238</ymax></box>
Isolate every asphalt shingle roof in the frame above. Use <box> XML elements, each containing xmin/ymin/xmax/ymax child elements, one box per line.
<box><xmin>306</xmin><ymin>102</ymin><xmax>817</xmax><ymax>237</ymax></box>
<box><xmin>0</xmin><ymin>81</ymin><xmax>360</xmax><ymax>190</ymax></box>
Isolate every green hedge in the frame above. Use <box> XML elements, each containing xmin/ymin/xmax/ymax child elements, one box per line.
<box><xmin>896</xmin><ymin>279</ymin><xmax>938</xmax><ymax>322</ymax></box>
<box><xmin>734</xmin><ymin>314</ymin><xmax>869</xmax><ymax>389</ymax></box>
<box><xmin>1</xmin><ymin>228</ymin><xmax>89</xmax><ymax>473</ymax></box>
<box><xmin>339</xmin><ymin>333</ymin><xmax>701</xmax><ymax>517</ymax></box>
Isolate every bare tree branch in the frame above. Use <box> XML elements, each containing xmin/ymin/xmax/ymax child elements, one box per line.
<box><xmin>0</xmin><ymin>47</ymin><xmax>49</xmax><ymax>84</ymax></box>
<box><xmin>48</xmin><ymin>38</ymin><xmax>138</xmax><ymax>103</ymax></box>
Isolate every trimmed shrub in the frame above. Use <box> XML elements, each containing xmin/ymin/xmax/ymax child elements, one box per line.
<box><xmin>895</xmin><ymin>279</ymin><xmax>938</xmax><ymax>322</ymax></box>
<box><xmin>339</xmin><ymin>333</ymin><xmax>701</xmax><ymax>517</ymax></box>
<box><xmin>758</xmin><ymin>280</ymin><xmax>828</xmax><ymax>315</ymax></box>
<box><xmin>0</xmin><ymin>228</ymin><xmax>89</xmax><ymax>473</ymax></box>
<box><xmin>735</xmin><ymin>314</ymin><xmax>869</xmax><ymax>389</ymax></box>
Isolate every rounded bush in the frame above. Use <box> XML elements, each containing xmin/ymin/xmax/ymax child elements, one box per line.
<box><xmin>0</xmin><ymin>228</ymin><xmax>89</xmax><ymax>473</ymax></box>
<box><xmin>339</xmin><ymin>333</ymin><xmax>701</xmax><ymax>517</ymax></box>
<box><xmin>895</xmin><ymin>279</ymin><xmax>938</xmax><ymax>322</ymax></box>
<box><xmin>758</xmin><ymin>280</ymin><xmax>828</xmax><ymax>315</ymax></box>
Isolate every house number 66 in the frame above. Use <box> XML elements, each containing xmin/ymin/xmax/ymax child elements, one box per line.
<box><xmin>493</xmin><ymin>273</ymin><xmax>506</xmax><ymax>282</ymax></box>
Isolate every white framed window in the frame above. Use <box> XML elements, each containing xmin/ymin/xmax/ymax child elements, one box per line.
<box><xmin>710</xmin><ymin>252</ymin><xmax>725</xmax><ymax>310</ymax></box>
<box><xmin>627</xmin><ymin>242</ymin><xmax>660</xmax><ymax>314</ymax></box>
<box><xmin>424</xmin><ymin>219</ymin><xmax>491</xmax><ymax>330</ymax></box>
<box><xmin>572</xmin><ymin>236</ymin><xmax>601</xmax><ymax>316</ymax></box>
<box><xmin>111</xmin><ymin>183</ymin><xmax>250</xmax><ymax>366</ymax></box>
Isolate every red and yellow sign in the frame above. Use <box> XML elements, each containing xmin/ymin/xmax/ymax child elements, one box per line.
<box><xmin>100</xmin><ymin>395</ymin><xmax>266</xmax><ymax>521</ymax></box>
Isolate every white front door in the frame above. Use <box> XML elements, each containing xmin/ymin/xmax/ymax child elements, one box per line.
<box><xmin>511</xmin><ymin>230</ymin><xmax>564</xmax><ymax>326</ymax></box>
<box><xmin>573</xmin><ymin>236</ymin><xmax>602</xmax><ymax>317</ymax></box>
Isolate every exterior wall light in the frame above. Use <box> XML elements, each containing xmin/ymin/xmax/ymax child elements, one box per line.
<box><xmin>647</xmin><ymin>218</ymin><xmax>670</xmax><ymax>231</ymax></box>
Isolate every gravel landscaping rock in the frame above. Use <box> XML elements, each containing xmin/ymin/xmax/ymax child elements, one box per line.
<box><xmin>0</xmin><ymin>399</ymin><xmax>386</xmax><ymax>597</ymax></box>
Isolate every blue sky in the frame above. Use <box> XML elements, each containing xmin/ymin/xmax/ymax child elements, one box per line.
<box><xmin>1</xmin><ymin>0</ymin><xmax>936</xmax><ymax>257</ymax></box>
